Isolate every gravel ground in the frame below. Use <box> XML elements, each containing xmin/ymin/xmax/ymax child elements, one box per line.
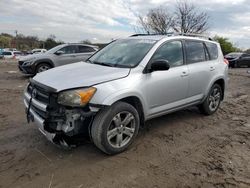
<box><xmin>0</xmin><ymin>61</ymin><xmax>249</xmax><ymax>188</ymax></box>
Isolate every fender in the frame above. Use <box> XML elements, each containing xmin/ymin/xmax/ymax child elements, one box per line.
<box><xmin>101</xmin><ymin>90</ymin><xmax>148</xmax><ymax>117</ymax></box>
<box><xmin>33</xmin><ymin>58</ymin><xmax>55</xmax><ymax>68</ymax></box>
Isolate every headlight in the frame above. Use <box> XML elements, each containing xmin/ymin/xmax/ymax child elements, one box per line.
<box><xmin>23</xmin><ymin>58</ymin><xmax>36</xmax><ymax>66</ymax></box>
<box><xmin>58</xmin><ymin>87</ymin><xmax>96</xmax><ymax>106</ymax></box>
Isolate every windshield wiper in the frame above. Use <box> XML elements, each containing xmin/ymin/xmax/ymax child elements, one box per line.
<box><xmin>86</xmin><ymin>59</ymin><xmax>93</xmax><ymax>63</ymax></box>
<box><xmin>92</xmin><ymin>61</ymin><xmax>114</xmax><ymax>67</ymax></box>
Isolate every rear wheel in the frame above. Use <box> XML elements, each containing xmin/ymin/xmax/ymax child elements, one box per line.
<box><xmin>36</xmin><ymin>63</ymin><xmax>52</xmax><ymax>74</ymax></box>
<box><xmin>91</xmin><ymin>102</ymin><xmax>140</xmax><ymax>155</ymax></box>
<box><xmin>199</xmin><ymin>84</ymin><xmax>222</xmax><ymax>115</ymax></box>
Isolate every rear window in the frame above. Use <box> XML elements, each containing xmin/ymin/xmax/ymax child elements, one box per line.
<box><xmin>3</xmin><ymin>52</ymin><xmax>12</xmax><ymax>55</ymax></box>
<box><xmin>185</xmin><ymin>41</ymin><xmax>206</xmax><ymax>64</ymax></box>
<box><xmin>205</xmin><ymin>42</ymin><xmax>218</xmax><ymax>60</ymax></box>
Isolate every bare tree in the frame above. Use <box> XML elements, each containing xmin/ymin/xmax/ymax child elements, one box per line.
<box><xmin>136</xmin><ymin>8</ymin><xmax>173</xmax><ymax>34</ymax></box>
<box><xmin>172</xmin><ymin>1</ymin><xmax>209</xmax><ymax>34</ymax></box>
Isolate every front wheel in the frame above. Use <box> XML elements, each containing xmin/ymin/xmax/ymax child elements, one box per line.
<box><xmin>199</xmin><ymin>84</ymin><xmax>222</xmax><ymax>115</ymax></box>
<box><xmin>91</xmin><ymin>102</ymin><xmax>140</xmax><ymax>155</ymax></box>
<box><xmin>36</xmin><ymin>63</ymin><xmax>52</xmax><ymax>74</ymax></box>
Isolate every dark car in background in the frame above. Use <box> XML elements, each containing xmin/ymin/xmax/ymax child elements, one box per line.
<box><xmin>225</xmin><ymin>52</ymin><xmax>250</xmax><ymax>68</ymax></box>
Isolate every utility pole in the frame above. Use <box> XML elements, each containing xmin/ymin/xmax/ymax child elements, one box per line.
<box><xmin>15</xmin><ymin>30</ymin><xmax>18</xmax><ymax>49</ymax></box>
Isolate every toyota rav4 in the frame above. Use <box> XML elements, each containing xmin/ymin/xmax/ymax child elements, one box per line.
<box><xmin>23</xmin><ymin>34</ymin><xmax>228</xmax><ymax>155</ymax></box>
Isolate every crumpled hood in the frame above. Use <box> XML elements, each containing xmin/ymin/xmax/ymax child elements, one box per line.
<box><xmin>33</xmin><ymin>62</ymin><xmax>130</xmax><ymax>92</ymax></box>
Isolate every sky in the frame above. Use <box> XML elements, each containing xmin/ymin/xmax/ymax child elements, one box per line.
<box><xmin>0</xmin><ymin>0</ymin><xmax>250</xmax><ymax>49</ymax></box>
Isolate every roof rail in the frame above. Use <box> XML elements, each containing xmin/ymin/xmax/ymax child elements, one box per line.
<box><xmin>177</xmin><ymin>33</ymin><xmax>213</xmax><ymax>41</ymax></box>
<box><xmin>130</xmin><ymin>32</ymin><xmax>213</xmax><ymax>41</ymax></box>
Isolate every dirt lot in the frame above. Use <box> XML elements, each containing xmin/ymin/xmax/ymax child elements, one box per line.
<box><xmin>0</xmin><ymin>61</ymin><xmax>249</xmax><ymax>188</ymax></box>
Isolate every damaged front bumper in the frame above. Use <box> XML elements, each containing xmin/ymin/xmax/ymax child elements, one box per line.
<box><xmin>24</xmin><ymin>84</ymin><xmax>101</xmax><ymax>147</ymax></box>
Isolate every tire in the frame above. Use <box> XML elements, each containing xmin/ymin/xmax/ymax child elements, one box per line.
<box><xmin>199</xmin><ymin>84</ymin><xmax>222</xmax><ymax>115</ymax></box>
<box><xmin>36</xmin><ymin>63</ymin><xmax>52</xmax><ymax>74</ymax></box>
<box><xmin>91</xmin><ymin>101</ymin><xmax>140</xmax><ymax>155</ymax></box>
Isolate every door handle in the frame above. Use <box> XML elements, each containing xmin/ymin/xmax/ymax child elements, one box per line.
<box><xmin>210</xmin><ymin>66</ymin><xmax>215</xmax><ymax>71</ymax></box>
<box><xmin>181</xmin><ymin>71</ymin><xmax>189</xmax><ymax>77</ymax></box>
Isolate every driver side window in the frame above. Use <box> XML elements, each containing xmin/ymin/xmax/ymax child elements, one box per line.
<box><xmin>151</xmin><ymin>41</ymin><xmax>184</xmax><ymax>67</ymax></box>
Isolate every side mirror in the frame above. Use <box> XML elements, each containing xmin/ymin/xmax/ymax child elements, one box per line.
<box><xmin>55</xmin><ymin>50</ymin><xmax>64</xmax><ymax>55</ymax></box>
<box><xmin>147</xmin><ymin>60</ymin><xmax>170</xmax><ymax>73</ymax></box>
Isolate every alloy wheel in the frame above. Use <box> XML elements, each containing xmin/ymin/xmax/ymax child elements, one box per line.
<box><xmin>107</xmin><ymin>111</ymin><xmax>136</xmax><ymax>148</ymax></box>
<box><xmin>208</xmin><ymin>87</ymin><xmax>221</xmax><ymax>112</ymax></box>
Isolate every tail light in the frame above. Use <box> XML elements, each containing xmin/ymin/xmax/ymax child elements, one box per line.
<box><xmin>224</xmin><ymin>58</ymin><xmax>229</xmax><ymax>65</ymax></box>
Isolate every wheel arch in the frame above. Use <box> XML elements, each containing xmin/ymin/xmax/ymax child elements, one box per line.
<box><xmin>34</xmin><ymin>59</ymin><xmax>55</xmax><ymax>69</ymax></box>
<box><xmin>117</xmin><ymin>96</ymin><xmax>145</xmax><ymax>127</ymax></box>
<box><xmin>206</xmin><ymin>77</ymin><xmax>225</xmax><ymax>101</ymax></box>
<box><xmin>101</xmin><ymin>93</ymin><xmax>146</xmax><ymax>127</ymax></box>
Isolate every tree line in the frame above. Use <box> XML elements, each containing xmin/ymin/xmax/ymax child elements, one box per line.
<box><xmin>0</xmin><ymin>33</ymin><xmax>63</xmax><ymax>51</ymax></box>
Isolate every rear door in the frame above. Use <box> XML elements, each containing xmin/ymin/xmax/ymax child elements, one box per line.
<box><xmin>185</xmin><ymin>40</ymin><xmax>215</xmax><ymax>100</ymax></box>
<box><xmin>76</xmin><ymin>45</ymin><xmax>96</xmax><ymax>61</ymax></box>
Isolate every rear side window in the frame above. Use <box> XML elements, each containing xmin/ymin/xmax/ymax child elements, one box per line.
<box><xmin>205</xmin><ymin>42</ymin><xmax>218</xmax><ymax>60</ymax></box>
<box><xmin>78</xmin><ymin>46</ymin><xmax>95</xmax><ymax>53</ymax></box>
<box><xmin>185</xmin><ymin>41</ymin><xmax>206</xmax><ymax>64</ymax></box>
<box><xmin>241</xmin><ymin>53</ymin><xmax>250</xmax><ymax>58</ymax></box>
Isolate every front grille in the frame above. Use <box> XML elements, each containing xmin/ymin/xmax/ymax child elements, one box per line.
<box><xmin>28</xmin><ymin>84</ymin><xmax>50</xmax><ymax>104</ymax></box>
<box><xmin>32</xmin><ymin>104</ymin><xmax>47</xmax><ymax>119</ymax></box>
<box><xmin>27</xmin><ymin>83</ymin><xmax>52</xmax><ymax>120</ymax></box>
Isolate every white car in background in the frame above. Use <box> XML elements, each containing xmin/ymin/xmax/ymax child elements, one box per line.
<box><xmin>13</xmin><ymin>51</ymin><xmax>23</xmax><ymax>60</ymax></box>
<box><xmin>2</xmin><ymin>51</ymin><xmax>23</xmax><ymax>59</ymax></box>
<box><xmin>32</xmin><ymin>49</ymin><xmax>47</xmax><ymax>54</ymax></box>
<box><xmin>2</xmin><ymin>51</ymin><xmax>15</xmax><ymax>59</ymax></box>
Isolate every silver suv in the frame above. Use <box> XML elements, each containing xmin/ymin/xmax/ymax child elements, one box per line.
<box><xmin>18</xmin><ymin>43</ymin><xmax>98</xmax><ymax>75</ymax></box>
<box><xmin>24</xmin><ymin>35</ymin><xmax>228</xmax><ymax>154</ymax></box>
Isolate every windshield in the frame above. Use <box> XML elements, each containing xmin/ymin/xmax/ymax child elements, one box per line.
<box><xmin>88</xmin><ymin>39</ymin><xmax>156</xmax><ymax>68</ymax></box>
<box><xmin>226</xmin><ymin>52</ymin><xmax>242</xmax><ymax>58</ymax></box>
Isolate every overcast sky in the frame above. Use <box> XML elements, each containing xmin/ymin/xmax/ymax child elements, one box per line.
<box><xmin>0</xmin><ymin>0</ymin><xmax>250</xmax><ymax>48</ymax></box>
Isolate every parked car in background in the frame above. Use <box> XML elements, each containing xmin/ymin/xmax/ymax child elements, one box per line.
<box><xmin>31</xmin><ymin>49</ymin><xmax>47</xmax><ymax>54</ymax></box>
<box><xmin>2</xmin><ymin>51</ymin><xmax>15</xmax><ymax>59</ymax></box>
<box><xmin>225</xmin><ymin>52</ymin><xmax>250</xmax><ymax>68</ymax></box>
<box><xmin>2</xmin><ymin>51</ymin><xmax>23</xmax><ymax>59</ymax></box>
<box><xmin>0</xmin><ymin>49</ymin><xmax>3</xmax><ymax>59</ymax></box>
<box><xmin>18</xmin><ymin>43</ymin><xmax>98</xmax><ymax>75</ymax></box>
<box><xmin>13</xmin><ymin>51</ymin><xmax>23</xmax><ymax>60</ymax></box>
<box><xmin>23</xmin><ymin>35</ymin><xmax>228</xmax><ymax>154</ymax></box>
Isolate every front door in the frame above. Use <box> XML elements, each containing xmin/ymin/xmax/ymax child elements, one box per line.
<box><xmin>144</xmin><ymin>40</ymin><xmax>189</xmax><ymax>116</ymax></box>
